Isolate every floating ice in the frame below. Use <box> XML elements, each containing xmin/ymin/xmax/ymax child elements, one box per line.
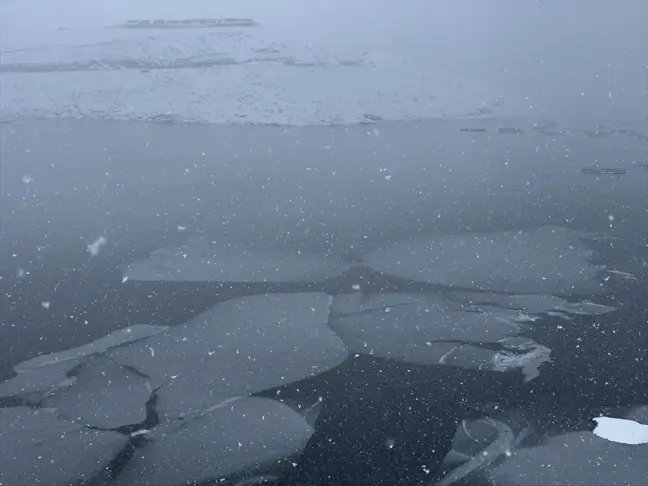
<box><xmin>113</xmin><ymin>397</ymin><xmax>314</xmax><ymax>486</ymax></box>
<box><xmin>0</xmin><ymin>359</ymin><xmax>79</xmax><ymax>402</ymax></box>
<box><xmin>0</xmin><ymin>407</ymin><xmax>127</xmax><ymax>486</ymax></box>
<box><xmin>0</xmin><ymin>325</ymin><xmax>167</xmax><ymax>403</ymax></box>
<box><xmin>41</xmin><ymin>356</ymin><xmax>152</xmax><ymax>429</ymax></box>
<box><xmin>328</xmin><ymin>293</ymin><xmax>519</xmax><ymax>366</ymax></box>
<box><xmin>108</xmin><ymin>293</ymin><xmax>348</xmax><ymax>418</ymax></box>
<box><xmin>13</xmin><ymin>324</ymin><xmax>168</xmax><ymax>373</ymax></box>
<box><xmin>487</xmin><ymin>431</ymin><xmax>648</xmax><ymax>486</ymax></box>
<box><xmin>122</xmin><ymin>237</ymin><xmax>351</xmax><ymax>283</ymax></box>
<box><xmin>363</xmin><ymin>226</ymin><xmax>603</xmax><ymax>295</ymax></box>
<box><xmin>87</xmin><ymin>235</ymin><xmax>108</xmax><ymax>256</ymax></box>
<box><xmin>491</xmin><ymin>338</ymin><xmax>552</xmax><ymax>382</ymax></box>
<box><xmin>592</xmin><ymin>417</ymin><xmax>648</xmax><ymax>445</ymax></box>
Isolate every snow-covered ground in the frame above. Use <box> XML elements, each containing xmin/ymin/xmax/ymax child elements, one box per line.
<box><xmin>1</xmin><ymin>0</ymin><xmax>646</xmax><ymax>124</ymax></box>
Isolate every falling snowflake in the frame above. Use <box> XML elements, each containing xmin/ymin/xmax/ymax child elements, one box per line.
<box><xmin>87</xmin><ymin>236</ymin><xmax>108</xmax><ymax>256</ymax></box>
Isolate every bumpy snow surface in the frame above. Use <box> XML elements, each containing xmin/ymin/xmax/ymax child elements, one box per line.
<box><xmin>2</xmin><ymin>0</ymin><xmax>645</xmax><ymax>124</ymax></box>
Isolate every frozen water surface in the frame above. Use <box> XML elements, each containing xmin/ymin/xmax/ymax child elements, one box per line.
<box><xmin>41</xmin><ymin>356</ymin><xmax>152</xmax><ymax>429</ymax></box>
<box><xmin>0</xmin><ymin>407</ymin><xmax>128</xmax><ymax>486</ymax></box>
<box><xmin>0</xmin><ymin>359</ymin><xmax>80</xmax><ymax>402</ymax></box>
<box><xmin>363</xmin><ymin>226</ymin><xmax>604</xmax><ymax>295</ymax></box>
<box><xmin>123</xmin><ymin>237</ymin><xmax>351</xmax><ymax>283</ymax></box>
<box><xmin>108</xmin><ymin>293</ymin><xmax>348</xmax><ymax>417</ymax></box>
<box><xmin>487</xmin><ymin>431</ymin><xmax>648</xmax><ymax>486</ymax></box>
<box><xmin>329</xmin><ymin>292</ymin><xmax>520</xmax><ymax>366</ymax></box>
<box><xmin>113</xmin><ymin>397</ymin><xmax>314</xmax><ymax>486</ymax></box>
<box><xmin>13</xmin><ymin>324</ymin><xmax>169</xmax><ymax>372</ymax></box>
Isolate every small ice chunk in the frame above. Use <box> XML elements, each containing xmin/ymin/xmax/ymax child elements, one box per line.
<box><xmin>488</xmin><ymin>430</ymin><xmax>648</xmax><ymax>486</ymax></box>
<box><xmin>122</xmin><ymin>237</ymin><xmax>350</xmax><ymax>283</ymax></box>
<box><xmin>328</xmin><ymin>293</ymin><xmax>518</xmax><ymax>366</ymax></box>
<box><xmin>108</xmin><ymin>293</ymin><xmax>348</xmax><ymax>418</ymax></box>
<box><xmin>363</xmin><ymin>226</ymin><xmax>603</xmax><ymax>294</ymax></box>
<box><xmin>0</xmin><ymin>407</ymin><xmax>127</xmax><ymax>486</ymax></box>
<box><xmin>41</xmin><ymin>356</ymin><xmax>152</xmax><ymax>429</ymax></box>
<box><xmin>14</xmin><ymin>324</ymin><xmax>168</xmax><ymax>373</ymax></box>
<box><xmin>491</xmin><ymin>342</ymin><xmax>552</xmax><ymax>382</ymax></box>
<box><xmin>558</xmin><ymin>301</ymin><xmax>617</xmax><ymax>316</ymax></box>
<box><xmin>593</xmin><ymin>417</ymin><xmax>648</xmax><ymax>445</ymax></box>
<box><xmin>113</xmin><ymin>397</ymin><xmax>314</xmax><ymax>486</ymax></box>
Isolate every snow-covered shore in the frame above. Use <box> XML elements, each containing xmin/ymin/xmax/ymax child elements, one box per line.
<box><xmin>1</xmin><ymin>0</ymin><xmax>646</xmax><ymax>124</ymax></box>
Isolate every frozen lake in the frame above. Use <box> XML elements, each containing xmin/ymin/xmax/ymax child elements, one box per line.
<box><xmin>1</xmin><ymin>0</ymin><xmax>647</xmax><ymax>484</ymax></box>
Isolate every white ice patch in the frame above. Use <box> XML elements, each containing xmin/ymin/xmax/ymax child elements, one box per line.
<box><xmin>113</xmin><ymin>397</ymin><xmax>314</xmax><ymax>486</ymax></box>
<box><xmin>592</xmin><ymin>417</ymin><xmax>648</xmax><ymax>445</ymax></box>
<box><xmin>122</xmin><ymin>237</ymin><xmax>350</xmax><ymax>283</ymax></box>
<box><xmin>328</xmin><ymin>292</ymin><xmax>519</xmax><ymax>367</ymax></box>
<box><xmin>108</xmin><ymin>293</ymin><xmax>348</xmax><ymax>418</ymax></box>
<box><xmin>363</xmin><ymin>226</ymin><xmax>604</xmax><ymax>295</ymax></box>
<box><xmin>487</xmin><ymin>430</ymin><xmax>648</xmax><ymax>486</ymax></box>
<box><xmin>41</xmin><ymin>356</ymin><xmax>152</xmax><ymax>429</ymax></box>
<box><xmin>0</xmin><ymin>407</ymin><xmax>128</xmax><ymax>486</ymax></box>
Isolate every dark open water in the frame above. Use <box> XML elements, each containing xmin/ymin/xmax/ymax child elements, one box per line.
<box><xmin>1</xmin><ymin>117</ymin><xmax>647</xmax><ymax>485</ymax></box>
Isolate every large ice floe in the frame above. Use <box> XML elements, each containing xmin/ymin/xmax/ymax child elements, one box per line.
<box><xmin>485</xmin><ymin>429</ymin><xmax>648</xmax><ymax>486</ymax></box>
<box><xmin>363</xmin><ymin>226</ymin><xmax>605</xmax><ymax>295</ymax></box>
<box><xmin>122</xmin><ymin>237</ymin><xmax>351</xmax><ymax>283</ymax></box>
<box><xmin>0</xmin><ymin>407</ymin><xmax>128</xmax><ymax>486</ymax></box>
<box><xmin>113</xmin><ymin>397</ymin><xmax>315</xmax><ymax>486</ymax></box>
<box><xmin>106</xmin><ymin>293</ymin><xmax>347</xmax><ymax>418</ymax></box>
<box><xmin>0</xmin><ymin>324</ymin><xmax>167</xmax><ymax>405</ymax></box>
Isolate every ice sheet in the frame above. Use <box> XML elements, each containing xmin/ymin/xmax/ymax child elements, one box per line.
<box><xmin>363</xmin><ymin>226</ymin><xmax>604</xmax><ymax>295</ymax></box>
<box><xmin>41</xmin><ymin>356</ymin><xmax>152</xmax><ymax>429</ymax></box>
<box><xmin>14</xmin><ymin>323</ymin><xmax>168</xmax><ymax>372</ymax></box>
<box><xmin>328</xmin><ymin>292</ymin><xmax>518</xmax><ymax>366</ymax></box>
<box><xmin>108</xmin><ymin>293</ymin><xmax>348</xmax><ymax>417</ymax></box>
<box><xmin>487</xmin><ymin>431</ymin><xmax>648</xmax><ymax>486</ymax></box>
<box><xmin>113</xmin><ymin>397</ymin><xmax>314</xmax><ymax>486</ymax></box>
<box><xmin>0</xmin><ymin>407</ymin><xmax>128</xmax><ymax>486</ymax></box>
<box><xmin>123</xmin><ymin>237</ymin><xmax>350</xmax><ymax>282</ymax></box>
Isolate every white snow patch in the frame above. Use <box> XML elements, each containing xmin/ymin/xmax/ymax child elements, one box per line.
<box><xmin>592</xmin><ymin>416</ymin><xmax>648</xmax><ymax>445</ymax></box>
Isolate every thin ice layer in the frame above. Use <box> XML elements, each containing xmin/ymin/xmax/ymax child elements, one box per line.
<box><xmin>363</xmin><ymin>226</ymin><xmax>604</xmax><ymax>294</ymax></box>
<box><xmin>328</xmin><ymin>293</ymin><xmax>519</xmax><ymax>366</ymax></box>
<box><xmin>1</xmin><ymin>324</ymin><xmax>167</xmax><ymax>402</ymax></box>
<box><xmin>122</xmin><ymin>237</ymin><xmax>350</xmax><ymax>282</ymax></box>
<box><xmin>14</xmin><ymin>324</ymin><xmax>168</xmax><ymax>372</ymax></box>
<box><xmin>487</xmin><ymin>431</ymin><xmax>648</xmax><ymax>486</ymax></box>
<box><xmin>113</xmin><ymin>397</ymin><xmax>314</xmax><ymax>486</ymax></box>
<box><xmin>0</xmin><ymin>407</ymin><xmax>128</xmax><ymax>486</ymax></box>
<box><xmin>41</xmin><ymin>356</ymin><xmax>152</xmax><ymax>429</ymax></box>
<box><xmin>108</xmin><ymin>293</ymin><xmax>348</xmax><ymax>418</ymax></box>
<box><xmin>0</xmin><ymin>359</ymin><xmax>79</xmax><ymax>401</ymax></box>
